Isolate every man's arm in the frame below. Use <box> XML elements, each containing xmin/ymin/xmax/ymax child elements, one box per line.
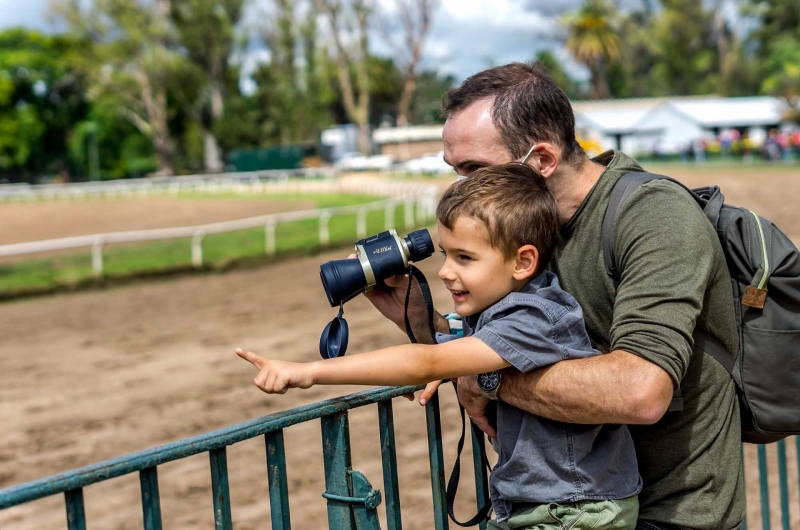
<box><xmin>498</xmin><ymin>349</ymin><xmax>674</xmax><ymax>424</ymax></box>
<box><xmin>457</xmin><ymin>349</ymin><xmax>673</xmax><ymax>434</ymax></box>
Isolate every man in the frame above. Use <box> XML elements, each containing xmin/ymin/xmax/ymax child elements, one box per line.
<box><xmin>366</xmin><ymin>62</ymin><xmax>743</xmax><ymax>530</ymax></box>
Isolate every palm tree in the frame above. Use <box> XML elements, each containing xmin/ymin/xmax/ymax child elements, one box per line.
<box><xmin>563</xmin><ymin>0</ymin><xmax>621</xmax><ymax>99</ymax></box>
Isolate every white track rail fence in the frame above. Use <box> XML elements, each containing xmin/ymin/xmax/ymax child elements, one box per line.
<box><xmin>0</xmin><ymin>176</ymin><xmax>439</xmax><ymax>279</ymax></box>
<box><xmin>0</xmin><ymin>168</ymin><xmax>339</xmax><ymax>203</ymax></box>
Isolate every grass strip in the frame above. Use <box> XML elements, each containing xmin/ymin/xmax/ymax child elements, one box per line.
<box><xmin>0</xmin><ymin>201</ymin><xmax>425</xmax><ymax>300</ymax></box>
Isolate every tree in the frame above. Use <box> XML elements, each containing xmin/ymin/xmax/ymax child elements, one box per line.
<box><xmin>645</xmin><ymin>0</ymin><xmax>719</xmax><ymax>95</ymax></box>
<box><xmin>54</xmin><ymin>0</ymin><xmax>177</xmax><ymax>176</ymax></box>
<box><xmin>0</xmin><ymin>28</ymin><xmax>89</xmax><ymax>182</ymax></box>
<box><xmin>761</xmin><ymin>30</ymin><xmax>800</xmax><ymax>121</ymax></box>
<box><xmin>535</xmin><ymin>50</ymin><xmax>586</xmax><ymax>100</ymax></box>
<box><xmin>314</xmin><ymin>0</ymin><xmax>373</xmax><ymax>154</ymax></box>
<box><xmin>380</xmin><ymin>0</ymin><xmax>439</xmax><ymax>127</ymax></box>
<box><xmin>563</xmin><ymin>0</ymin><xmax>621</xmax><ymax>100</ymax></box>
<box><xmin>171</xmin><ymin>0</ymin><xmax>245</xmax><ymax>173</ymax></box>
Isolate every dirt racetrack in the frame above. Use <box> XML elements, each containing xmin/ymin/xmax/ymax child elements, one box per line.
<box><xmin>1</xmin><ymin>167</ymin><xmax>800</xmax><ymax>529</ymax></box>
<box><xmin>0</xmin><ymin>196</ymin><xmax>320</xmax><ymax>245</ymax></box>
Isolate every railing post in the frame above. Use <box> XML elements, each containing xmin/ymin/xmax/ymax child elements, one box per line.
<box><xmin>192</xmin><ymin>231</ymin><xmax>205</xmax><ymax>269</ymax></box>
<box><xmin>266</xmin><ymin>219</ymin><xmax>277</xmax><ymax>257</ymax></box>
<box><xmin>140</xmin><ymin>467</ymin><xmax>163</xmax><ymax>530</ymax></box>
<box><xmin>758</xmin><ymin>445</ymin><xmax>771</xmax><ymax>530</ymax></box>
<box><xmin>404</xmin><ymin>199</ymin><xmax>414</xmax><ymax>230</ymax></box>
<box><xmin>378</xmin><ymin>400</ymin><xmax>402</xmax><ymax>530</ymax></box>
<box><xmin>357</xmin><ymin>207</ymin><xmax>368</xmax><ymax>239</ymax></box>
<box><xmin>777</xmin><ymin>440</ymin><xmax>790</xmax><ymax>530</ymax></box>
<box><xmin>425</xmin><ymin>393</ymin><xmax>449</xmax><ymax>530</ymax></box>
<box><xmin>65</xmin><ymin>489</ymin><xmax>86</xmax><ymax>530</ymax></box>
<box><xmin>210</xmin><ymin>448</ymin><xmax>233</xmax><ymax>530</ymax></box>
<box><xmin>92</xmin><ymin>238</ymin><xmax>104</xmax><ymax>279</ymax></box>
<box><xmin>320</xmin><ymin>211</ymin><xmax>332</xmax><ymax>247</ymax></box>
<box><xmin>321</xmin><ymin>412</ymin><xmax>356</xmax><ymax>530</ymax></box>
<box><xmin>265</xmin><ymin>430</ymin><xmax>292</xmax><ymax>530</ymax></box>
<box><xmin>384</xmin><ymin>201</ymin><xmax>396</xmax><ymax>231</ymax></box>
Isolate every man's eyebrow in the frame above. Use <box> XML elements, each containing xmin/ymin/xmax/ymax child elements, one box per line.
<box><xmin>450</xmin><ymin>159</ymin><xmax>488</xmax><ymax>171</ymax></box>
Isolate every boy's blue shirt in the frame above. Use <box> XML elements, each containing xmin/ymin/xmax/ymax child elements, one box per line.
<box><xmin>437</xmin><ymin>270</ymin><xmax>641</xmax><ymax>522</ymax></box>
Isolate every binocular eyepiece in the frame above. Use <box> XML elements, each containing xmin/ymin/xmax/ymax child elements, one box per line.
<box><xmin>320</xmin><ymin>228</ymin><xmax>435</xmax><ymax>307</ymax></box>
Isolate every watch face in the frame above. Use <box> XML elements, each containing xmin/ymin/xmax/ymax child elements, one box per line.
<box><xmin>477</xmin><ymin>371</ymin><xmax>501</xmax><ymax>391</ymax></box>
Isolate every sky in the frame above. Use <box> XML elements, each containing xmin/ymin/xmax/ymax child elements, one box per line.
<box><xmin>0</xmin><ymin>0</ymin><xmax>591</xmax><ymax>83</ymax></box>
<box><xmin>0</xmin><ymin>0</ymin><xmax>743</xmax><ymax>88</ymax></box>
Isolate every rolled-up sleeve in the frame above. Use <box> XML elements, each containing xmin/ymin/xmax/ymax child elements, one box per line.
<box><xmin>472</xmin><ymin>303</ymin><xmax>570</xmax><ymax>373</ymax></box>
<box><xmin>610</xmin><ymin>181</ymin><xmax>719</xmax><ymax>386</ymax></box>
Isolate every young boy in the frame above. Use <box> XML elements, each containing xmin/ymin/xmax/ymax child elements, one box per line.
<box><xmin>236</xmin><ymin>163</ymin><xmax>641</xmax><ymax>530</ymax></box>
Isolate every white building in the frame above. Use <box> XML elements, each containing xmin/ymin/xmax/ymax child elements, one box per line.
<box><xmin>573</xmin><ymin>96</ymin><xmax>788</xmax><ymax>155</ymax></box>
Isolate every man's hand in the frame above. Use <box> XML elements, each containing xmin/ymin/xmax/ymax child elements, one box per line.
<box><xmin>349</xmin><ymin>253</ymin><xmax>426</xmax><ymax>329</ymax></box>
<box><xmin>456</xmin><ymin>375</ymin><xmax>496</xmax><ymax>438</ymax></box>
<box><xmin>236</xmin><ymin>348</ymin><xmax>314</xmax><ymax>394</ymax></box>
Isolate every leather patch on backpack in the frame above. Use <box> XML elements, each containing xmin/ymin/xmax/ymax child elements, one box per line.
<box><xmin>742</xmin><ymin>286</ymin><xmax>768</xmax><ymax>308</ymax></box>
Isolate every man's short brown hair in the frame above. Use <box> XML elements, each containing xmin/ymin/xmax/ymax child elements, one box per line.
<box><xmin>436</xmin><ymin>163</ymin><xmax>560</xmax><ymax>273</ymax></box>
<box><xmin>442</xmin><ymin>62</ymin><xmax>585</xmax><ymax>166</ymax></box>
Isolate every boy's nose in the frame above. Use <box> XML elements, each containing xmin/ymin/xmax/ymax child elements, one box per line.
<box><xmin>438</xmin><ymin>262</ymin><xmax>455</xmax><ymax>281</ymax></box>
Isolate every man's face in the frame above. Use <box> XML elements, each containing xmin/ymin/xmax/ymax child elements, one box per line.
<box><xmin>437</xmin><ymin>216</ymin><xmax>518</xmax><ymax>317</ymax></box>
<box><xmin>442</xmin><ymin>98</ymin><xmax>513</xmax><ymax>176</ymax></box>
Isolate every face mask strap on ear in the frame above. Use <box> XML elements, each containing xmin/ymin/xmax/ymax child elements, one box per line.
<box><xmin>520</xmin><ymin>143</ymin><xmax>538</xmax><ymax>164</ymax></box>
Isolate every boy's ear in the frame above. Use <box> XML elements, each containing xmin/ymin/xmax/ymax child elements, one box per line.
<box><xmin>513</xmin><ymin>245</ymin><xmax>539</xmax><ymax>281</ymax></box>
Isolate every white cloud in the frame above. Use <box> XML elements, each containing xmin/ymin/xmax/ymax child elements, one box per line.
<box><xmin>0</xmin><ymin>0</ymin><xmax>53</xmax><ymax>31</ymax></box>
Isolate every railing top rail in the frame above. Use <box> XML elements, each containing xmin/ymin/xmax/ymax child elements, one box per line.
<box><xmin>0</xmin><ymin>168</ymin><xmax>338</xmax><ymax>195</ymax></box>
<box><xmin>0</xmin><ymin>385</ymin><xmax>422</xmax><ymax>510</ymax></box>
<box><xmin>0</xmin><ymin>197</ymin><xmax>414</xmax><ymax>258</ymax></box>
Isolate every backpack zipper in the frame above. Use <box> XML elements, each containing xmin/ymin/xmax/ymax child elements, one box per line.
<box><xmin>749</xmin><ymin>210</ymin><xmax>769</xmax><ymax>289</ymax></box>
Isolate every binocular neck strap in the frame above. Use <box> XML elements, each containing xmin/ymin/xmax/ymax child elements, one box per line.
<box><xmin>403</xmin><ymin>266</ymin><xmax>493</xmax><ymax>526</ymax></box>
<box><xmin>403</xmin><ymin>265</ymin><xmax>438</xmax><ymax>344</ymax></box>
<box><xmin>446</xmin><ymin>386</ymin><xmax>493</xmax><ymax>527</ymax></box>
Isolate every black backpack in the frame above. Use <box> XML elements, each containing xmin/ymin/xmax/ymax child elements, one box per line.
<box><xmin>603</xmin><ymin>171</ymin><xmax>800</xmax><ymax>444</ymax></box>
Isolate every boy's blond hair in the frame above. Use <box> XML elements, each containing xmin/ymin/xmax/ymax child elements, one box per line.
<box><xmin>436</xmin><ymin>163</ymin><xmax>559</xmax><ymax>272</ymax></box>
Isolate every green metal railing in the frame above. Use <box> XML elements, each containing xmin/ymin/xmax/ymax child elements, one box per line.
<box><xmin>742</xmin><ymin>438</ymin><xmax>800</xmax><ymax>530</ymax></box>
<box><xmin>0</xmin><ymin>386</ymin><xmax>490</xmax><ymax>530</ymax></box>
<box><xmin>0</xmin><ymin>386</ymin><xmax>797</xmax><ymax>529</ymax></box>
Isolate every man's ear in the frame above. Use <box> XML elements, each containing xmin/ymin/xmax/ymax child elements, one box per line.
<box><xmin>513</xmin><ymin>245</ymin><xmax>539</xmax><ymax>281</ymax></box>
<box><xmin>529</xmin><ymin>143</ymin><xmax>560</xmax><ymax>178</ymax></box>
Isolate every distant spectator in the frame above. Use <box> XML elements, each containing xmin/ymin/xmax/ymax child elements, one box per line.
<box><xmin>692</xmin><ymin>138</ymin><xmax>706</xmax><ymax>164</ymax></box>
<box><xmin>777</xmin><ymin>130</ymin><xmax>791</xmax><ymax>161</ymax></box>
<box><xmin>741</xmin><ymin>131</ymin><xmax>754</xmax><ymax>164</ymax></box>
<box><xmin>720</xmin><ymin>130</ymin><xmax>734</xmax><ymax>158</ymax></box>
<box><xmin>764</xmin><ymin>129</ymin><xmax>782</xmax><ymax>161</ymax></box>
<box><xmin>791</xmin><ymin>129</ymin><xmax>800</xmax><ymax>161</ymax></box>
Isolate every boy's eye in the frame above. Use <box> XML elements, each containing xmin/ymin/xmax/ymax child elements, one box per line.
<box><xmin>459</xmin><ymin>254</ymin><xmax>472</xmax><ymax>261</ymax></box>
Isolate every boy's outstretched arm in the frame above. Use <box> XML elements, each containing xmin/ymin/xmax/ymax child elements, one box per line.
<box><xmin>235</xmin><ymin>338</ymin><xmax>509</xmax><ymax>395</ymax></box>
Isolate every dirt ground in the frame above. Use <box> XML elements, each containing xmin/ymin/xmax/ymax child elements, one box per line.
<box><xmin>1</xmin><ymin>168</ymin><xmax>799</xmax><ymax>530</ymax></box>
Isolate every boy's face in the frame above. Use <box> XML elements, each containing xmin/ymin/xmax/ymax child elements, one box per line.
<box><xmin>437</xmin><ymin>216</ymin><xmax>520</xmax><ymax>317</ymax></box>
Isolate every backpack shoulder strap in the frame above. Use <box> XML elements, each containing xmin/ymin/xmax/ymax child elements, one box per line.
<box><xmin>602</xmin><ymin>171</ymin><xmax>702</xmax><ymax>281</ymax></box>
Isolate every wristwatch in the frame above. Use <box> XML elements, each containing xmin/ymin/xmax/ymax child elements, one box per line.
<box><xmin>476</xmin><ymin>371</ymin><xmax>502</xmax><ymax>401</ymax></box>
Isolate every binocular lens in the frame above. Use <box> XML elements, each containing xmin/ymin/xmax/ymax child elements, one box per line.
<box><xmin>320</xmin><ymin>259</ymin><xmax>367</xmax><ymax>307</ymax></box>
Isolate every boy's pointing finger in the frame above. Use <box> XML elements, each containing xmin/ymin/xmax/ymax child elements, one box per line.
<box><xmin>236</xmin><ymin>348</ymin><xmax>266</xmax><ymax>368</ymax></box>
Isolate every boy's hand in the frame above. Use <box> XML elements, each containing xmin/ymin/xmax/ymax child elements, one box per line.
<box><xmin>236</xmin><ymin>348</ymin><xmax>315</xmax><ymax>394</ymax></box>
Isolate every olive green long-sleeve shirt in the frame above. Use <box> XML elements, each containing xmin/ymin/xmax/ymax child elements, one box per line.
<box><xmin>549</xmin><ymin>151</ymin><xmax>744</xmax><ymax>530</ymax></box>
